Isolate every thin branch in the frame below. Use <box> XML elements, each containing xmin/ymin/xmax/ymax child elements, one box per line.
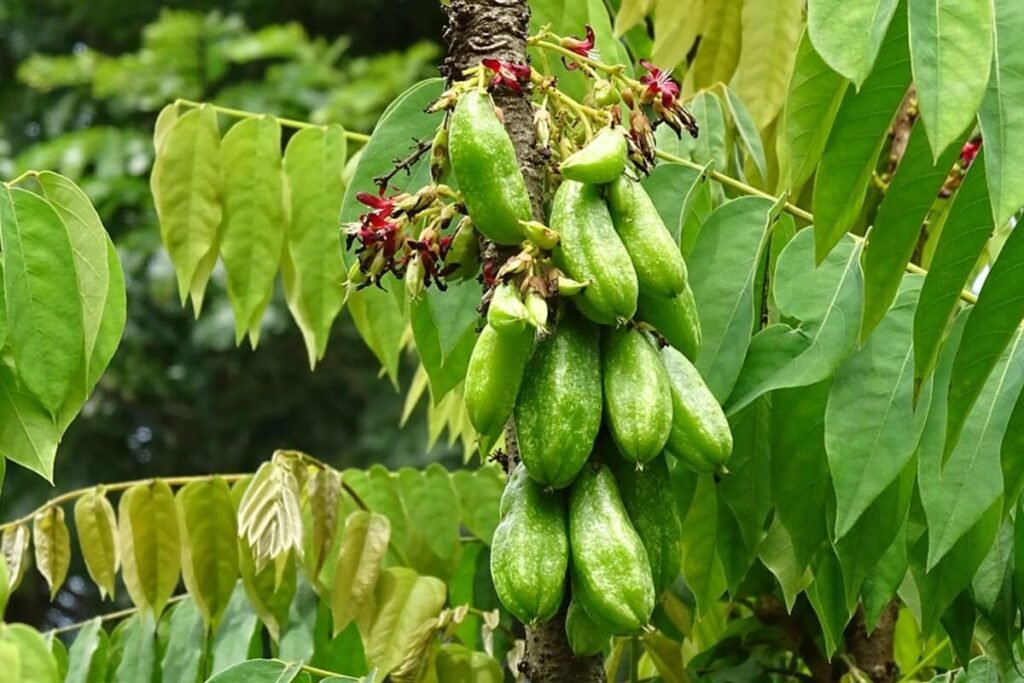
<box><xmin>897</xmin><ymin>639</ymin><xmax>948</xmax><ymax>683</ymax></box>
<box><xmin>372</xmin><ymin>137</ymin><xmax>433</xmax><ymax>194</ymax></box>
<box><xmin>45</xmin><ymin>594</ymin><xmax>188</xmax><ymax>636</ymax></box>
<box><xmin>173</xmin><ymin>99</ymin><xmax>371</xmax><ymax>143</ymax></box>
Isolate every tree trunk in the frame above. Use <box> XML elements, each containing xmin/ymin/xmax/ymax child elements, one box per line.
<box><xmin>443</xmin><ymin>2</ymin><xmax>605</xmax><ymax>681</ymax></box>
<box><xmin>844</xmin><ymin>602</ymin><xmax>900</xmax><ymax>683</ymax></box>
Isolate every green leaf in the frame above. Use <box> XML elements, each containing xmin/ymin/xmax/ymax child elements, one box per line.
<box><xmin>150</xmin><ymin>104</ymin><xmax>222</xmax><ymax>307</ymax></box>
<box><xmin>909</xmin><ymin>0</ymin><xmax>994</xmax><ymax>160</ymax></box>
<box><xmin>680</xmin><ymin>475</ymin><xmax>727</xmax><ymax>616</ymax></box>
<box><xmin>827</xmin><ymin>277</ymin><xmax>921</xmax><ymax>537</ymax></box>
<box><xmin>206</xmin><ymin>659</ymin><xmax>303</xmax><ymax>683</ymax></box>
<box><xmin>679</xmin><ymin>164</ymin><xmax>714</xmax><ymax>258</ymax></box>
<box><xmin>0</xmin><ymin>623</ymin><xmax>58</xmax><ymax>683</ymax></box>
<box><xmin>812</xmin><ymin>2</ymin><xmax>911</xmax><ymax>261</ymax></box>
<box><xmin>119</xmin><ymin>480</ymin><xmax>181</xmax><ymax>615</ymax></box>
<box><xmin>640</xmin><ymin>163</ymin><xmax>701</xmax><ymax>244</ymax></box>
<box><xmin>283</xmin><ymin>125</ymin><xmax>348</xmax><ymax>368</ymax></box>
<box><xmin>978</xmin><ymin>0</ymin><xmax>1024</xmax><ymax>229</ymax></box>
<box><xmin>614</xmin><ymin>0</ymin><xmax>653</xmax><ymax>38</ymax></box>
<box><xmin>177</xmin><ymin>477</ymin><xmax>239</xmax><ymax>629</ymax></box>
<box><xmin>771</xmin><ymin>381</ymin><xmax>833</xmax><ymax>568</ymax></box>
<box><xmin>452</xmin><ymin>466</ymin><xmax>504</xmax><ymax>546</ymax></box>
<box><xmin>807</xmin><ymin>0</ymin><xmax>899</xmax><ymax>86</ymax></box>
<box><xmin>718</xmin><ymin>400</ymin><xmax>772</xmax><ymax>563</ymax></box>
<box><xmin>409</xmin><ymin>281</ymin><xmax>479</xmax><ymax>403</ymax></box>
<box><xmin>0</xmin><ymin>186</ymin><xmax>84</xmax><ymax>418</ymax></box>
<box><xmin>73</xmin><ymin>488</ymin><xmax>119</xmax><ymax>600</ymax></box>
<box><xmin>971</xmin><ymin>520</ymin><xmax>1015</xmax><ymax>651</ymax></box>
<box><xmin>160</xmin><ymin>598</ymin><xmax>205</xmax><ymax>683</ymax></box>
<box><xmin>650</xmin><ymin>0</ymin><xmax>699</xmax><ymax>69</ymax></box>
<box><xmin>240</xmin><ymin>542</ymin><xmax>296</xmax><ymax>643</ymax></box>
<box><xmin>777</xmin><ymin>30</ymin><xmax>848</xmax><ymax>193</ymax></box>
<box><xmin>729</xmin><ymin>0</ymin><xmax>803</xmax><ymax>129</ymax></box>
<box><xmin>363</xmin><ymin>567</ymin><xmax>446</xmax><ymax>678</ymax></box>
<box><xmin>210</xmin><ymin>583</ymin><xmax>264</xmax><ymax>676</ymax></box>
<box><xmin>346</xmin><ymin>288</ymin><xmax>406</xmax><ymax>388</ymax></box>
<box><xmin>65</xmin><ymin>618</ymin><xmax>107</xmax><ymax>683</ymax></box>
<box><xmin>759</xmin><ymin>518</ymin><xmax>813</xmax><ymax>612</ymax></box>
<box><xmin>305</xmin><ymin>466</ymin><xmax>341</xmax><ymax>586</ymax></box>
<box><xmin>925</xmin><ymin>326</ymin><xmax>1024</xmax><ymax>568</ymax></box>
<box><xmin>112</xmin><ymin>613</ymin><xmax>157</xmax><ymax>683</ymax></box>
<box><xmin>2</xmin><ymin>523</ymin><xmax>30</xmax><ymax>592</ymax></box>
<box><xmin>342</xmin><ymin>467</ymin><xmax>408</xmax><ymax>566</ymax></box>
<box><xmin>331</xmin><ymin>511</ymin><xmax>390</xmax><ymax>635</ymax></box>
<box><xmin>913</xmin><ymin>153</ymin><xmax>992</xmax><ymax>384</ymax></box>
<box><xmin>862</xmin><ymin>123</ymin><xmax>964</xmax><ymax>338</ymax></box>
<box><xmin>861</xmin><ymin>519</ymin><xmax>909</xmax><ymax>629</ymax></box>
<box><xmin>806</xmin><ymin>548</ymin><xmax>851</xmax><ymax>658</ymax></box>
<box><xmin>220</xmin><ymin>116</ymin><xmax>285</xmax><ymax>348</ymax></box>
<box><xmin>279</xmin><ymin>577</ymin><xmax>319</xmax><ymax>664</ymax></box>
<box><xmin>727</xmin><ymin>230</ymin><xmax>864</xmax><ymax>415</ymax></box>
<box><xmin>945</xmin><ymin>222</ymin><xmax>1024</xmax><ymax>455</ymax></box>
<box><xmin>688</xmin><ymin>197</ymin><xmax>774</xmax><ymax>400</ymax></box>
<box><xmin>0</xmin><ymin>363</ymin><xmax>59</xmax><ymax>480</ymax></box>
<box><xmin>32</xmin><ymin>505</ymin><xmax>69</xmax><ymax>599</ymax></box>
<box><xmin>688</xmin><ymin>91</ymin><xmax>728</xmax><ymax>173</ymax></box>
<box><xmin>720</xmin><ymin>86</ymin><xmax>768</xmax><ymax>180</ymax></box>
<box><xmin>397</xmin><ymin>465</ymin><xmax>462</xmax><ymax>581</ymax></box>
<box><xmin>32</xmin><ymin>172</ymin><xmax>112</xmax><ymax>384</ymax></box>
<box><xmin>689</xmin><ymin>0</ymin><xmax>743</xmax><ymax>91</ymax></box>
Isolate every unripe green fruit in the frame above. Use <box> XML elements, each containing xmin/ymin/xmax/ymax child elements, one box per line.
<box><xmin>515</xmin><ymin>312</ymin><xmax>602</xmax><ymax>489</ymax></box>
<box><xmin>490</xmin><ymin>467</ymin><xmax>568</xmax><ymax>626</ymax></box>
<box><xmin>551</xmin><ymin>181</ymin><xmax>638</xmax><ymax>325</ymax></box>
<box><xmin>601</xmin><ymin>327</ymin><xmax>673</xmax><ymax>465</ymax></box>
<box><xmin>607</xmin><ymin>176</ymin><xmax>687</xmax><ymax>298</ymax></box>
<box><xmin>565</xmin><ymin>596</ymin><xmax>611</xmax><ymax>657</ymax></box>
<box><xmin>464</xmin><ymin>324</ymin><xmax>533</xmax><ymax>437</ymax></box>
<box><xmin>636</xmin><ymin>286</ymin><xmax>702</xmax><ymax>361</ymax></box>
<box><xmin>569</xmin><ymin>463</ymin><xmax>655</xmax><ymax>634</ymax></box>
<box><xmin>559</xmin><ymin>127</ymin><xmax>628</xmax><ymax>184</ymax></box>
<box><xmin>661</xmin><ymin>345</ymin><xmax>732</xmax><ymax>473</ymax></box>
<box><xmin>449</xmin><ymin>91</ymin><xmax>531</xmax><ymax>245</ymax></box>
<box><xmin>487</xmin><ymin>282</ymin><xmax>529</xmax><ymax>335</ymax></box>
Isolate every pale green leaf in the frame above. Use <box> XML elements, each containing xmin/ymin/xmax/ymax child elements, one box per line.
<box><xmin>206</xmin><ymin>659</ymin><xmax>303</xmax><ymax>683</ymax></box>
<box><xmin>331</xmin><ymin>511</ymin><xmax>390</xmax><ymax>635</ymax></box>
<box><xmin>451</xmin><ymin>466</ymin><xmax>504</xmax><ymax>546</ymax></box>
<box><xmin>160</xmin><ymin>598</ymin><xmax>205</xmax><ymax>683</ymax></box>
<box><xmin>112</xmin><ymin>613</ymin><xmax>157</xmax><ymax>683</ymax></box>
<box><xmin>909</xmin><ymin>0</ymin><xmax>994</xmax><ymax>159</ymax></box>
<box><xmin>862</xmin><ymin>121</ymin><xmax>964</xmax><ymax>338</ymax></box>
<box><xmin>345</xmin><ymin>288</ymin><xmax>407</xmax><ymax>388</ymax></box>
<box><xmin>237</xmin><ymin>460</ymin><xmax>304</xmax><ymax>572</ymax></box>
<box><xmin>283</xmin><ymin>125</ymin><xmax>347</xmax><ymax>368</ymax></box>
<box><xmin>73</xmin><ymin>488</ymin><xmax>119</xmax><ymax>600</ymax></box>
<box><xmin>150</xmin><ymin>104</ymin><xmax>222</xmax><ymax>307</ymax></box>
<box><xmin>341</xmin><ymin>466</ymin><xmax>408</xmax><ymax>566</ymax></box>
<box><xmin>220</xmin><ymin>116</ymin><xmax>285</xmax><ymax>348</ymax></box>
<box><xmin>209</xmin><ymin>583</ymin><xmax>264</xmax><ymax>675</ymax></box>
<box><xmin>721</xmin><ymin>86</ymin><xmax>768</xmax><ymax>180</ymax></box>
<box><xmin>304</xmin><ymin>466</ymin><xmax>341</xmax><ymax>585</ymax></box>
<box><xmin>727</xmin><ymin>230</ymin><xmax>864</xmax><ymax>415</ymax></box>
<box><xmin>807</xmin><ymin>0</ymin><xmax>899</xmax><ymax>86</ymax></box>
<box><xmin>32</xmin><ymin>506</ymin><xmax>70</xmax><ymax>599</ymax></box>
<box><xmin>812</xmin><ymin>2</ymin><xmax>911</xmax><ymax>261</ymax></box>
<box><xmin>396</xmin><ymin>464</ymin><xmax>462</xmax><ymax>581</ymax></box>
<box><xmin>777</xmin><ymin>29</ymin><xmax>848</xmax><ymax>193</ymax></box>
<box><xmin>688</xmin><ymin>0</ymin><xmax>743</xmax><ymax>91</ymax></box>
<box><xmin>913</xmin><ymin>153</ymin><xmax>992</xmax><ymax>384</ymax></box>
<box><xmin>688</xmin><ymin>91</ymin><xmax>728</xmax><ymax>172</ymax></box>
<box><xmin>688</xmin><ymin>196</ymin><xmax>774</xmax><ymax>400</ymax></box>
<box><xmin>65</xmin><ymin>618</ymin><xmax>108</xmax><ymax>683</ymax></box>
<box><xmin>680</xmin><ymin>475</ymin><xmax>727</xmax><ymax>616</ymax></box>
<box><xmin>2</xmin><ymin>523</ymin><xmax>30</xmax><ymax>592</ymax></box>
<box><xmin>979</xmin><ymin>0</ymin><xmax>1024</xmax><ymax>229</ymax></box>
<box><xmin>729</xmin><ymin>0</ymin><xmax>803</xmax><ymax>129</ymax></box>
<box><xmin>650</xmin><ymin>0</ymin><xmax>699</xmax><ymax>70</ymax></box>
<box><xmin>363</xmin><ymin>567</ymin><xmax>446</xmax><ymax>678</ymax></box>
<box><xmin>827</xmin><ymin>277</ymin><xmax>921</xmax><ymax>537</ymax></box>
<box><xmin>119</xmin><ymin>480</ymin><xmax>181</xmax><ymax>615</ymax></box>
<box><xmin>615</xmin><ymin>0</ymin><xmax>654</xmax><ymax>38</ymax></box>
<box><xmin>0</xmin><ymin>187</ymin><xmax>83</xmax><ymax>417</ymax></box>
<box><xmin>177</xmin><ymin>477</ymin><xmax>239</xmax><ymax>629</ymax></box>
<box><xmin>0</xmin><ymin>623</ymin><xmax>58</xmax><ymax>683</ymax></box>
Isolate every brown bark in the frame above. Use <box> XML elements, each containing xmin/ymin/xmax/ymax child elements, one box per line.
<box><xmin>443</xmin><ymin>2</ymin><xmax>604</xmax><ymax>681</ymax></box>
<box><xmin>844</xmin><ymin>602</ymin><xmax>900</xmax><ymax>683</ymax></box>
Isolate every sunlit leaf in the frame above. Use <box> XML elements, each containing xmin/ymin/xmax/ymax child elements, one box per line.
<box><xmin>729</xmin><ymin>0</ymin><xmax>802</xmax><ymax>129</ymax></box>
<box><xmin>177</xmin><ymin>477</ymin><xmax>239</xmax><ymax>629</ymax></box>
<box><xmin>74</xmin><ymin>489</ymin><xmax>119</xmax><ymax>600</ymax></box>
<box><xmin>119</xmin><ymin>481</ymin><xmax>181</xmax><ymax>615</ymax></box>
<box><xmin>807</xmin><ymin>0</ymin><xmax>899</xmax><ymax>86</ymax></box>
<box><xmin>32</xmin><ymin>506</ymin><xmax>70</xmax><ymax>599</ymax></box>
<box><xmin>331</xmin><ymin>512</ymin><xmax>391</xmax><ymax>635</ymax></box>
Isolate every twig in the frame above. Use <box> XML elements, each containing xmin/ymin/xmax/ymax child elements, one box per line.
<box><xmin>372</xmin><ymin>138</ymin><xmax>433</xmax><ymax>194</ymax></box>
<box><xmin>173</xmin><ymin>99</ymin><xmax>371</xmax><ymax>143</ymax></box>
<box><xmin>45</xmin><ymin>594</ymin><xmax>188</xmax><ymax>636</ymax></box>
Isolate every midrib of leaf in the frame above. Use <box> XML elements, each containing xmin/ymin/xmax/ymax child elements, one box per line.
<box><xmin>929</xmin><ymin>327</ymin><xmax>1023</xmax><ymax>568</ymax></box>
<box><xmin>184</xmin><ymin>123</ymin><xmax>213</xmax><ymax>279</ymax></box>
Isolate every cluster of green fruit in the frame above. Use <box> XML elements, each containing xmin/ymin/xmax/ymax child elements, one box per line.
<box><xmin>448</xmin><ymin>88</ymin><xmax>731</xmax><ymax>652</ymax></box>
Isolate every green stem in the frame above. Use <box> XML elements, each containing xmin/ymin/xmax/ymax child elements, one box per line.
<box><xmin>3</xmin><ymin>170</ymin><xmax>37</xmax><ymax>187</ymax></box>
<box><xmin>897</xmin><ymin>639</ymin><xmax>948</xmax><ymax>683</ymax></box>
<box><xmin>173</xmin><ymin>99</ymin><xmax>371</xmax><ymax>143</ymax></box>
<box><xmin>45</xmin><ymin>594</ymin><xmax>188</xmax><ymax>636</ymax></box>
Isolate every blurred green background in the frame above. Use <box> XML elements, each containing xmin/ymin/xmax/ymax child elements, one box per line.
<box><xmin>0</xmin><ymin>0</ymin><xmax>450</xmax><ymax>627</ymax></box>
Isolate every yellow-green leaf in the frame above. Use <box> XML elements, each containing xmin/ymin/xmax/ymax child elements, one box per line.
<box><xmin>615</xmin><ymin>0</ymin><xmax>654</xmax><ymax>38</ymax></box>
<box><xmin>688</xmin><ymin>0</ymin><xmax>742</xmax><ymax>92</ymax></box>
<box><xmin>283</xmin><ymin>125</ymin><xmax>348</xmax><ymax>368</ymax></box>
<box><xmin>150</xmin><ymin>104</ymin><xmax>223</xmax><ymax>309</ymax></box>
<box><xmin>730</xmin><ymin>0</ymin><xmax>803</xmax><ymax>129</ymax></box>
<box><xmin>0</xmin><ymin>364</ymin><xmax>59</xmax><ymax>482</ymax></box>
<box><xmin>177</xmin><ymin>477</ymin><xmax>239</xmax><ymax>629</ymax></box>
<box><xmin>32</xmin><ymin>506</ymin><xmax>70</xmax><ymax>599</ymax></box>
<box><xmin>220</xmin><ymin>116</ymin><xmax>285</xmax><ymax>348</ymax></box>
<box><xmin>363</xmin><ymin>567</ymin><xmax>446</xmax><ymax>678</ymax></box>
<box><xmin>331</xmin><ymin>511</ymin><xmax>391</xmax><ymax>635</ymax></box>
<box><xmin>304</xmin><ymin>467</ymin><xmax>340</xmax><ymax>586</ymax></box>
<box><xmin>2</xmin><ymin>523</ymin><xmax>30</xmax><ymax>592</ymax></box>
<box><xmin>118</xmin><ymin>481</ymin><xmax>181</xmax><ymax>615</ymax></box>
<box><xmin>651</xmin><ymin>0</ymin><xmax>700</xmax><ymax>70</ymax></box>
<box><xmin>65</xmin><ymin>617</ymin><xmax>108</xmax><ymax>683</ymax></box>
<box><xmin>73</xmin><ymin>489</ymin><xmax>119</xmax><ymax>600</ymax></box>
<box><xmin>0</xmin><ymin>623</ymin><xmax>58</xmax><ymax>683</ymax></box>
<box><xmin>808</xmin><ymin>0</ymin><xmax>900</xmax><ymax>87</ymax></box>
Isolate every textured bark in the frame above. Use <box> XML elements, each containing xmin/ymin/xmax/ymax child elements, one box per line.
<box><xmin>844</xmin><ymin>602</ymin><xmax>900</xmax><ymax>683</ymax></box>
<box><xmin>444</xmin><ymin>2</ymin><xmax>605</xmax><ymax>681</ymax></box>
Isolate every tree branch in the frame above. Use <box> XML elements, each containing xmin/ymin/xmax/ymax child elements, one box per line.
<box><xmin>844</xmin><ymin>602</ymin><xmax>900</xmax><ymax>683</ymax></box>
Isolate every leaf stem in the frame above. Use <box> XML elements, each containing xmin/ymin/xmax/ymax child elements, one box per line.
<box><xmin>3</xmin><ymin>170</ymin><xmax>37</xmax><ymax>187</ymax></box>
<box><xmin>897</xmin><ymin>639</ymin><xmax>948</xmax><ymax>683</ymax></box>
<box><xmin>45</xmin><ymin>594</ymin><xmax>188</xmax><ymax>636</ymax></box>
<box><xmin>172</xmin><ymin>99</ymin><xmax>371</xmax><ymax>143</ymax></box>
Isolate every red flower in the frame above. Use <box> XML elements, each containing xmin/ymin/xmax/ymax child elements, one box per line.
<box><xmin>482</xmin><ymin>59</ymin><xmax>532</xmax><ymax>94</ymax></box>
<box><xmin>960</xmin><ymin>139</ymin><xmax>981</xmax><ymax>168</ymax></box>
<box><xmin>561</xmin><ymin>25</ymin><xmax>598</xmax><ymax>70</ymax></box>
<box><xmin>639</xmin><ymin>60</ymin><xmax>680</xmax><ymax>107</ymax></box>
<box><xmin>356</xmin><ymin>191</ymin><xmax>395</xmax><ymax>220</ymax></box>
